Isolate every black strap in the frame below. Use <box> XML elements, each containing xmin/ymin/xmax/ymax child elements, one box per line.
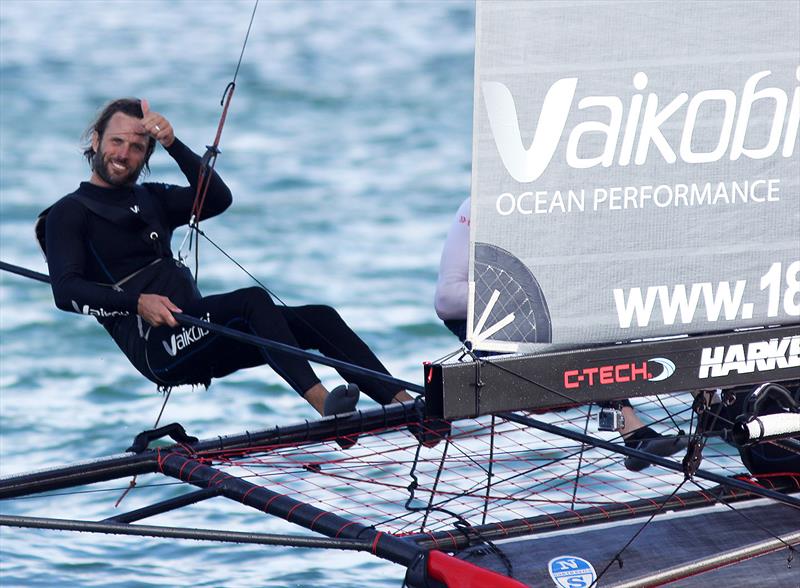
<box><xmin>35</xmin><ymin>185</ymin><xmax>171</xmax><ymax>259</ymax></box>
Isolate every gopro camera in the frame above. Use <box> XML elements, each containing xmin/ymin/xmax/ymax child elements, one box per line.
<box><xmin>598</xmin><ymin>407</ymin><xmax>624</xmax><ymax>432</ymax></box>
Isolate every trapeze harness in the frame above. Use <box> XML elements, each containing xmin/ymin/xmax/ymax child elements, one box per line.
<box><xmin>37</xmin><ymin>149</ymin><xmax>399</xmax><ymax>403</ymax></box>
<box><xmin>36</xmin><ymin>176</ymin><xmax>208</xmax><ymax>387</ymax></box>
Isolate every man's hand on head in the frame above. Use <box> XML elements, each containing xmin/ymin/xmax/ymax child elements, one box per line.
<box><xmin>140</xmin><ymin>99</ymin><xmax>175</xmax><ymax>148</ymax></box>
<box><xmin>137</xmin><ymin>293</ymin><xmax>182</xmax><ymax>328</ymax></box>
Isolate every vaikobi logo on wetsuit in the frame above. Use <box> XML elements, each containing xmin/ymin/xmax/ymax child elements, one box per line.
<box><xmin>71</xmin><ymin>300</ymin><xmax>129</xmax><ymax>318</ymax></box>
<box><xmin>163</xmin><ymin>313</ymin><xmax>212</xmax><ymax>357</ymax></box>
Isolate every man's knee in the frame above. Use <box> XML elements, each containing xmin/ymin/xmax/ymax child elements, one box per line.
<box><xmin>236</xmin><ymin>286</ymin><xmax>275</xmax><ymax>309</ymax></box>
<box><xmin>304</xmin><ymin>304</ymin><xmax>342</xmax><ymax>325</ymax></box>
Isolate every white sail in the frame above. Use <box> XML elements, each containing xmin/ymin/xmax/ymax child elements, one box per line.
<box><xmin>469</xmin><ymin>0</ymin><xmax>800</xmax><ymax>352</ymax></box>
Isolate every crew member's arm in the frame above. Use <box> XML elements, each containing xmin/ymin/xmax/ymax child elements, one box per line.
<box><xmin>46</xmin><ymin>199</ymin><xmax>139</xmax><ymax>317</ymax></box>
<box><xmin>434</xmin><ymin>198</ymin><xmax>471</xmax><ymax>320</ymax></box>
<box><xmin>138</xmin><ymin>100</ymin><xmax>232</xmax><ymax>228</ymax></box>
<box><xmin>161</xmin><ymin>137</ymin><xmax>233</xmax><ymax>224</ymax></box>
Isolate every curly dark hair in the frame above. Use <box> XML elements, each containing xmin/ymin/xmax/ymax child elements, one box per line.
<box><xmin>82</xmin><ymin>98</ymin><xmax>156</xmax><ymax>174</ymax></box>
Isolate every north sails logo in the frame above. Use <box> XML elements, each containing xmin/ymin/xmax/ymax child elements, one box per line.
<box><xmin>698</xmin><ymin>335</ymin><xmax>800</xmax><ymax>379</ymax></box>
<box><xmin>130</xmin><ymin>205</ymin><xmax>140</xmax><ymax>214</ymax></box>
<box><xmin>162</xmin><ymin>312</ymin><xmax>212</xmax><ymax>357</ymax></box>
<box><xmin>71</xmin><ymin>300</ymin><xmax>129</xmax><ymax>318</ymax></box>
<box><xmin>483</xmin><ymin>67</ymin><xmax>799</xmax><ymax>182</ymax></box>
<box><xmin>564</xmin><ymin>357</ymin><xmax>675</xmax><ymax>389</ymax></box>
<box><xmin>548</xmin><ymin>555</ymin><xmax>597</xmax><ymax>588</ymax></box>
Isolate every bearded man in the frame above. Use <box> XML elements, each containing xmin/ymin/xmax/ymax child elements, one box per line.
<box><xmin>39</xmin><ymin>98</ymin><xmax>412</xmax><ymax>423</ymax></box>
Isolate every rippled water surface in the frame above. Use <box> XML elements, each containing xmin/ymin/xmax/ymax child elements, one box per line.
<box><xmin>0</xmin><ymin>1</ymin><xmax>475</xmax><ymax>586</ymax></box>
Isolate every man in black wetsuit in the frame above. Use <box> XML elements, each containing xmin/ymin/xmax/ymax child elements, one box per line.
<box><xmin>41</xmin><ymin>98</ymin><xmax>413</xmax><ymax>418</ymax></box>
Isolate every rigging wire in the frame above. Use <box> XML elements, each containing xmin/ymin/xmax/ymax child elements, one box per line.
<box><xmin>590</xmin><ymin>479</ymin><xmax>690</xmax><ymax>588</ymax></box>
<box><xmin>687</xmin><ymin>477</ymin><xmax>798</xmax><ymax>557</ymax></box>
<box><xmin>590</xmin><ymin>400</ymin><xmax>728</xmax><ymax>586</ymax></box>
<box><xmin>654</xmin><ymin>393</ymin><xmax>686</xmax><ymax>433</ymax></box>
<box><xmin>0</xmin><ymin>481</ymin><xmax>187</xmax><ymax>500</ymax></box>
<box><xmin>570</xmin><ymin>404</ymin><xmax>594</xmax><ymax>511</ymax></box>
<box><xmin>192</xmin><ymin>227</ymin><xmax>380</xmax><ymax>376</ymax></box>
<box><xmin>396</xmin><ymin>403</ymin><xmax>697</xmax><ymax>531</ymax></box>
<box><xmin>481</xmin><ymin>415</ymin><xmax>496</xmax><ymax>526</ymax></box>
<box><xmin>420</xmin><ymin>437</ymin><xmax>451</xmax><ymax>532</ymax></box>
<box><xmin>403</xmin><ymin>438</ymin><xmax>515</xmax><ymax>578</ymax></box>
<box><xmin>361</xmin><ymin>417</ymin><xmax>595</xmax><ymax>533</ymax></box>
<box><xmin>677</xmin><ymin>393</ymin><xmax>799</xmax><ymax>557</ymax></box>
<box><xmin>177</xmin><ymin>0</ymin><xmax>260</xmax><ymax>276</ymax></box>
<box><xmin>114</xmin><ymin>388</ymin><xmax>174</xmax><ymax>508</ymax></box>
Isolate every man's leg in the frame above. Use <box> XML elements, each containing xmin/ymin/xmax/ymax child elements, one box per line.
<box><xmin>279</xmin><ymin>304</ymin><xmax>406</xmax><ymax>405</ymax></box>
<box><xmin>617</xmin><ymin>401</ymin><xmax>646</xmax><ymax>438</ymax></box>
<box><xmin>144</xmin><ymin>288</ymin><xmax>345</xmax><ymax>415</ymax></box>
<box><xmin>612</xmin><ymin>400</ymin><xmax>688</xmax><ymax>472</ymax></box>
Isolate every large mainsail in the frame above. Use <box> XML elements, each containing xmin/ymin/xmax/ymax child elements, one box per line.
<box><xmin>468</xmin><ymin>0</ymin><xmax>800</xmax><ymax>353</ymax></box>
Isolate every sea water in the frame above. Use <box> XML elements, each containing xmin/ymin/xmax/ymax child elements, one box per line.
<box><xmin>0</xmin><ymin>1</ymin><xmax>475</xmax><ymax>586</ymax></box>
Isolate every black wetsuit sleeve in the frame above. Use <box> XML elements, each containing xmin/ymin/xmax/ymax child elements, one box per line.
<box><xmin>155</xmin><ymin>138</ymin><xmax>233</xmax><ymax>229</ymax></box>
<box><xmin>45</xmin><ymin>198</ymin><xmax>139</xmax><ymax>316</ymax></box>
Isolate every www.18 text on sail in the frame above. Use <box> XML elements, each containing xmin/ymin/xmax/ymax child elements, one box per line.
<box><xmin>613</xmin><ymin>261</ymin><xmax>800</xmax><ymax>328</ymax></box>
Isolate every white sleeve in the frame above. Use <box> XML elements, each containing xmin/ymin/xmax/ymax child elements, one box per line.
<box><xmin>434</xmin><ymin>197</ymin><xmax>470</xmax><ymax>320</ymax></box>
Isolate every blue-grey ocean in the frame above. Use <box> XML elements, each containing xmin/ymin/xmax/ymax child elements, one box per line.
<box><xmin>0</xmin><ymin>1</ymin><xmax>475</xmax><ymax>586</ymax></box>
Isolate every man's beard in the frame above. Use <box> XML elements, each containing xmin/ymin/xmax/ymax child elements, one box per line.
<box><xmin>92</xmin><ymin>146</ymin><xmax>145</xmax><ymax>187</ymax></box>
